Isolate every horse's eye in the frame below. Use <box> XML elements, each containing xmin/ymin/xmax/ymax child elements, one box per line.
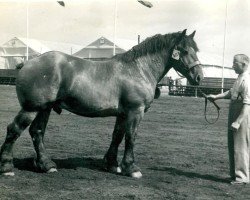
<box><xmin>177</xmin><ymin>47</ymin><xmax>188</xmax><ymax>55</ymax></box>
<box><xmin>181</xmin><ymin>49</ymin><xmax>188</xmax><ymax>55</ymax></box>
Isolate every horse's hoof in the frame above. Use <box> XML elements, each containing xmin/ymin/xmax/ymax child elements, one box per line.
<box><xmin>47</xmin><ymin>168</ymin><xmax>57</xmax><ymax>173</ymax></box>
<box><xmin>116</xmin><ymin>167</ymin><xmax>122</xmax><ymax>173</ymax></box>
<box><xmin>3</xmin><ymin>172</ymin><xmax>15</xmax><ymax>176</ymax></box>
<box><xmin>106</xmin><ymin>166</ymin><xmax>121</xmax><ymax>174</ymax></box>
<box><xmin>131</xmin><ymin>171</ymin><xmax>142</xmax><ymax>178</ymax></box>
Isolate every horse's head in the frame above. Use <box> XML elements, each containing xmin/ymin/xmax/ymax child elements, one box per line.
<box><xmin>170</xmin><ymin>29</ymin><xmax>203</xmax><ymax>85</ymax></box>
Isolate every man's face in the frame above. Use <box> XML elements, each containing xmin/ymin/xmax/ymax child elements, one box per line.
<box><xmin>233</xmin><ymin>57</ymin><xmax>244</xmax><ymax>74</ymax></box>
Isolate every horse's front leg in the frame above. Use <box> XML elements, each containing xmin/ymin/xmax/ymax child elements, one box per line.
<box><xmin>29</xmin><ymin>109</ymin><xmax>57</xmax><ymax>173</ymax></box>
<box><xmin>121</xmin><ymin>106</ymin><xmax>144</xmax><ymax>178</ymax></box>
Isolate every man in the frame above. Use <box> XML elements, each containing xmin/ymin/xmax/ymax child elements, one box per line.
<box><xmin>168</xmin><ymin>76</ymin><xmax>174</xmax><ymax>92</ymax></box>
<box><xmin>207</xmin><ymin>54</ymin><xmax>250</xmax><ymax>184</ymax></box>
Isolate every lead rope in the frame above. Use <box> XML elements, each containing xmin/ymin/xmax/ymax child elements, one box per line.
<box><xmin>198</xmin><ymin>88</ymin><xmax>220</xmax><ymax>124</ymax></box>
<box><xmin>173</xmin><ymin>68</ymin><xmax>220</xmax><ymax>124</ymax></box>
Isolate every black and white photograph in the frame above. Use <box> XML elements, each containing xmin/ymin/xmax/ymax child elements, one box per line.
<box><xmin>0</xmin><ymin>0</ymin><xmax>250</xmax><ymax>199</ymax></box>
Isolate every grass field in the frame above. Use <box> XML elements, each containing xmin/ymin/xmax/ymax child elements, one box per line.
<box><xmin>0</xmin><ymin>85</ymin><xmax>249</xmax><ymax>200</ymax></box>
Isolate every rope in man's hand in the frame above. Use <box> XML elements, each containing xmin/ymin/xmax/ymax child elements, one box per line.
<box><xmin>198</xmin><ymin>89</ymin><xmax>221</xmax><ymax>124</ymax></box>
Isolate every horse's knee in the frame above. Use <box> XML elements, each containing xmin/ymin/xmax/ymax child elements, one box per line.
<box><xmin>29</xmin><ymin>124</ymin><xmax>43</xmax><ymax>139</ymax></box>
<box><xmin>29</xmin><ymin>117</ymin><xmax>43</xmax><ymax>137</ymax></box>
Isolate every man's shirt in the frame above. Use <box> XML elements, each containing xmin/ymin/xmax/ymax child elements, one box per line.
<box><xmin>230</xmin><ymin>71</ymin><xmax>250</xmax><ymax>104</ymax></box>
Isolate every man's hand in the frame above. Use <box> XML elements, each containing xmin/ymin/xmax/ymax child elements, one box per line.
<box><xmin>231</xmin><ymin>121</ymin><xmax>240</xmax><ymax>132</ymax></box>
<box><xmin>206</xmin><ymin>94</ymin><xmax>216</xmax><ymax>101</ymax></box>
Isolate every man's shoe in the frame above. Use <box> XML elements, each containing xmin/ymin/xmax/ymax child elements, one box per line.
<box><xmin>230</xmin><ymin>180</ymin><xmax>248</xmax><ymax>185</ymax></box>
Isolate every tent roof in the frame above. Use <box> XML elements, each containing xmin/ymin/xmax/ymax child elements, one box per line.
<box><xmin>2</xmin><ymin>37</ymin><xmax>51</xmax><ymax>54</ymax></box>
<box><xmin>74</xmin><ymin>36</ymin><xmax>126</xmax><ymax>58</ymax></box>
<box><xmin>1</xmin><ymin>37</ymin><xmax>84</xmax><ymax>55</ymax></box>
<box><xmin>114</xmin><ymin>38</ymin><xmax>137</xmax><ymax>51</ymax></box>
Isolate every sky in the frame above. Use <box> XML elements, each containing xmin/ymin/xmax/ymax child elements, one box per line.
<box><xmin>0</xmin><ymin>0</ymin><xmax>250</xmax><ymax>68</ymax></box>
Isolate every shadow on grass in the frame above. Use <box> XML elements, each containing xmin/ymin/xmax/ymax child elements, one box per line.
<box><xmin>13</xmin><ymin>157</ymin><xmax>105</xmax><ymax>173</ymax></box>
<box><xmin>148</xmin><ymin>166</ymin><xmax>229</xmax><ymax>183</ymax></box>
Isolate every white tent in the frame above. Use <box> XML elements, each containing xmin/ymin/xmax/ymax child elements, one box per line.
<box><xmin>0</xmin><ymin>37</ymin><xmax>84</xmax><ymax>69</ymax></box>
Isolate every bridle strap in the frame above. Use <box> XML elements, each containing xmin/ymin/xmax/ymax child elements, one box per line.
<box><xmin>173</xmin><ymin>59</ymin><xmax>200</xmax><ymax>78</ymax></box>
<box><xmin>187</xmin><ymin>60</ymin><xmax>201</xmax><ymax>69</ymax></box>
<box><xmin>179</xmin><ymin>58</ymin><xmax>200</xmax><ymax>70</ymax></box>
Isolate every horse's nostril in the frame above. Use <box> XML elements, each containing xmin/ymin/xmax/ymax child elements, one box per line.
<box><xmin>196</xmin><ymin>75</ymin><xmax>201</xmax><ymax>83</ymax></box>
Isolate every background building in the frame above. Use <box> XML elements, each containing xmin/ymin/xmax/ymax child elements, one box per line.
<box><xmin>73</xmin><ymin>36</ymin><xmax>126</xmax><ymax>60</ymax></box>
<box><xmin>0</xmin><ymin>37</ymin><xmax>83</xmax><ymax>69</ymax></box>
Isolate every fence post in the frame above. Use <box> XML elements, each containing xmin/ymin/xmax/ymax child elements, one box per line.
<box><xmin>195</xmin><ymin>87</ymin><xmax>197</xmax><ymax>98</ymax></box>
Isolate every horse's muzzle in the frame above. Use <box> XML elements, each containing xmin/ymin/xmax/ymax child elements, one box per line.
<box><xmin>195</xmin><ymin>74</ymin><xmax>202</xmax><ymax>84</ymax></box>
<box><xmin>194</xmin><ymin>65</ymin><xmax>204</xmax><ymax>85</ymax></box>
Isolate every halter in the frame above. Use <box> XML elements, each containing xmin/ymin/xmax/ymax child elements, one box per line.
<box><xmin>171</xmin><ymin>46</ymin><xmax>201</xmax><ymax>75</ymax></box>
<box><xmin>171</xmin><ymin>46</ymin><xmax>220</xmax><ymax>124</ymax></box>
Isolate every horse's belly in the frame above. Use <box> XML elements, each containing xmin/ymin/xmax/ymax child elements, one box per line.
<box><xmin>60</xmin><ymin>97</ymin><xmax>119</xmax><ymax>117</ymax></box>
<box><xmin>62</xmin><ymin>106</ymin><xmax>119</xmax><ymax>117</ymax></box>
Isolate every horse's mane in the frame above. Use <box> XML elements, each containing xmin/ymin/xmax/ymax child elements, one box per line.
<box><xmin>114</xmin><ymin>31</ymin><xmax>199</xmax><ymax>63</ymax></box>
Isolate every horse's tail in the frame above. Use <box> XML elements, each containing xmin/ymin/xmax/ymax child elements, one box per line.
<box><xmin>16</xmin><ymin>62</ymin><xmax>24</xmax><ymax>69</ymax></box>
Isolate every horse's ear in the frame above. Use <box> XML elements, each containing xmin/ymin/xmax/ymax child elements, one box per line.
<box><xmin>181</xmin><ymin>29</ymin><xmax>187</xmax><ymax>36</ymax></box>
<box><xmin>189</xmin><ymin>30</ymin><xmax>196</xmax><ymax>38</ymax></box>
<box><xmin>176</xmin><ymin>29</ymin><xmax>187</xmax><ymax>44</ymax></box>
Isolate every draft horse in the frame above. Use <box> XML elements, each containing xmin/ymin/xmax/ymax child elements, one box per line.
<box><xmin>0</xmin><ymin>29</ymin><xmax>203</xmax><ymax>178</ymax></box>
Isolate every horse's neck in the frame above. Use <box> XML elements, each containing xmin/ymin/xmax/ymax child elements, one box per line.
<box><xmin>136</xmin><ymin>50</ymin><xmax>171</xmax><ymax>84</ymax></box>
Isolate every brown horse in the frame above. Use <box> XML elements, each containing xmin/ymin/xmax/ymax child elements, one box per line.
<box><xmin>0</xmin><ymin>29</ymin><xmax>203</xmax><ymax>178</ymax></box>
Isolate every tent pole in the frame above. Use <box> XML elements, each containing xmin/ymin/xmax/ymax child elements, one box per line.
<box><xmin>26</xmin><ymin>1</ymin><xmax>29</xmax><ymax>61</ymax></box>
<box><xmin>221</xmin><ymin>0</ymin><xmax>228</xmax><ymax>93</ymax></box>
<box><xmin>113</xmin><ymin>0</ymin><xmax>117</xmax><ymax>56</ymax></box>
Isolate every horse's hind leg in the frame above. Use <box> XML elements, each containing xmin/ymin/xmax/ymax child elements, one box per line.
<box><xmin>0</xmin><ymin>110</ymin><xmax>35</xmax><ymax>175</ymax></box>
<box><xmin>104</xmin><ymin>114</ymin><xmax>126</xmax><ymax>173</ymax></box>
<box><xmin>29</xmin><ymin>109</ymin><xmax>57</xmax><ymax>173</ymax></box>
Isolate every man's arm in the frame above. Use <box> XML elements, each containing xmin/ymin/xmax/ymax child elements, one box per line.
<box><xmin>207</xmin><ymin>90</ymin><xmax>231</xmax><ymax>101</ymax></box>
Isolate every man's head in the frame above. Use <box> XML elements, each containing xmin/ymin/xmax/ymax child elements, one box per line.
<box><xmin>233</xmin><ymin>54</ymin><xmax>249</xmax><ymax>74</ymax></box>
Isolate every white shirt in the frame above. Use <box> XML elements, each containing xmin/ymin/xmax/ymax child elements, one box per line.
<box><xmin>230</xmin><ymin>71</ymin><xmax>250</xmax><ymax>104</ymax></box>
